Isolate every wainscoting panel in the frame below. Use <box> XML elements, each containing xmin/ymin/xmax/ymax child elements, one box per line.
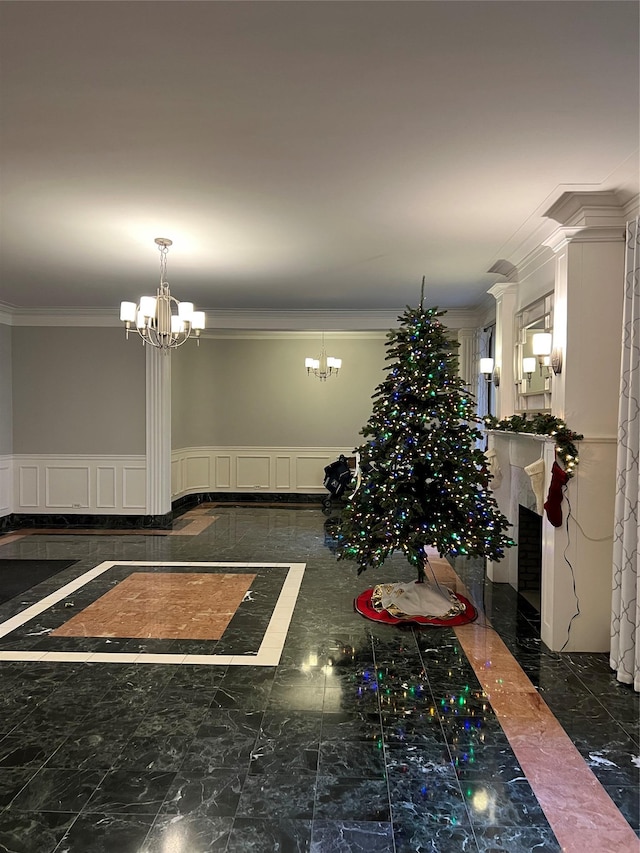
<box><xmin>45</xmin><ymin>466</ymin><xmax>90</xmax><ymax>508</ymax></box>
<box><xmin>0</xmin><ymin>459</ymin><xmax>11</xmax><ymax>516</ymax></box>
<box><xmin>97</xmin><ymin>466</ymin><xmax>117</xmax><ymax>509</ymax></box>
<box><xmin>19</xmin><ymin>465</ymin><xmax>39</xmax><ymax>508</ymax></box>
<box><xmin>185</xmin><ymin>455</ymin><xmax>211</xmax><ymax>491</ymax></box>
<box><xmin>296</xmin><ymin>454</ymin><xmax>335</xmax><ymax>490</ymax></box>
<box><xmin>122</xmin><ymin>466</ymin><xmax>146</xmax><ymax>509</ymax></box>
<box><xmin>237</xmin><ymin>455</ymin><xmax>270</xmax><ymax>490</ymax></box>
<box><xmin>275</xmin><ymin>456</ymin><xmax>291</xmax><ymax>489</ymax></box>
<box><xmin>215</xmin><ymin>455</ymin><xmax>232</xmax><ymax>489</ymax></box>
<box><xmin>10</xmin><ymin>456</ymin><xmax>146</xmax><ymax>515</ymax></box>
<box><xmin>171</xmin><ymin>457</ymin><xmax>181</xmax><ymax>497</ymax></box>
<box><xmin>171</xmin><ymin>447</ymin><xmax>350</xmax><ymax>499</ymax></box>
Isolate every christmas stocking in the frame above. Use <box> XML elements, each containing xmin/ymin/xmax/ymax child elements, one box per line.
<box><xmin>524</xmin><ymin>458</ymin><xmax>545</xmax><ymax>514</ymax></box>
<box><xmin>485</xmin><ymin>448</ymin><xmax>502</xmax><ymax>488</ymax></box>
<box><xmin>544</xmin><ymin>461</ymin><xmax>569</xmax><ymax>527</ymax></box>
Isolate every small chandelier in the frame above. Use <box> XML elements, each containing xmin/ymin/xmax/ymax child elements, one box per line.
<box><xmin>305</xmin><ymin>334</ymin><xmax>342</xmax><ymax>381</ymax></box>
<box><xmin>119</xmin><ymin>238</ymin><xmax>205</xmax><ymax>352</ymax></box>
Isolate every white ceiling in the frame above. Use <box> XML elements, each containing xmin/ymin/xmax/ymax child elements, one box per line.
<box><xmin>1</xmin><ymin>1</ymin><xmax>638</xmax><ymax>324</ymax></box>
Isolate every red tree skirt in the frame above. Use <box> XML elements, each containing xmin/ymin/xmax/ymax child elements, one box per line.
<box><xmin>354</xmin><ymin>587</ymin><xmax>477</xmax><ymax>627</ymax></box>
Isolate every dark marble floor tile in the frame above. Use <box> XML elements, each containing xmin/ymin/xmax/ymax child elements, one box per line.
<box><xmin>131</xmin><ymin>688</ymin><xmax>213</xmax><ymax>738</ymax></box>
<box><xmin>391</xmin><ymin>817</ymin><xmax>479</xmax><ymax>853</ymax></box>
<box><xmin>310</xmin><ymin>819</ymin><xmax>394</xmax><ymax>852</ymax></box>
<box><xmin>45</xmin><ymin>731</ymin><xmax>129</xmax><ymax>771</ymax></box>
<box><xmin>160</xmin><ymin>768</ymin><xmax>246</xmax><ymax>818</ymax></box>
<box><xmin>319</xmin><ymin>711</ymin><xmax>382</xmax><ymax>744</ymax></box>
<box><xmin>313</xmin><ymin>776</ymin><xmax>390</xmax><ymax>822</ymax></box>
<box><xmin>180</xmin><ymin>731</ymin><xmax>258</xmax><ymax>774</ymax></box>
<box><xmin>577</xmin><ymin>745</ymin><xmax>640</xmax><ymax>788</ymax></box>
<box><xmin>195</xmin><ymin>707</ymin><xmax>263</xmax><ymax>741</ymax></box>
<box><xmin>600</xmin><ymin>784</ymin><xmax>640</xmax><ymax>830</ymax></box>
<box><xmin>54</xmin><ymin>812</ymin><xmax>156</xmax><ymax>853</ymax></box>
<box><xmin>318</xmin><ymin>740</ymin><xmax>386</xmax><ymax>780</ymax></box>
<box><xmin>461</xmin><ymin>779</ymin><xmax>548</xmax><ymax>828</ymax></box>
<box><xmin>112</xmin><ymin>734</ymin><xmax>194</xmax><ymax>772</ymax></box>
<box><xmin>217</xmin><ymin>666</ymin><xmax>276</xmax><ymax>689</ymax></box>
<box><xmin>82</xmin><ymin>769</ymin><xmax>176</xmax><ymax>816</ymax></box>
<box><xmin>9</xmin><ymin>768</ymin><xmax>105</xmax><ymax>813</ymax></box>
<box><xmin>0</xmin><ymin>733</ymin><xmax>65</xmax><ymax>769</ymax></box>
<box><xmin>382</xmin><ymin>720</ymin><xmax>449</xmax><ymax>749</ymax></box>
<box><xmin>473</xmin><ymin>824</ymin><xmax>562</xmax><ymax>852</ymax></box>
<box><xmin>267</xmin><ymin>685</ymin><xmax>327</xmax><ymax>713</ymax></box>
<box><xmin>250</xmin><ymin>737</ymin><xmax>319</xmax><ymax>776</ymax></box>
<box><xmin>439</xmin><ymin>714</ymin><xmax>509</xmax><ymax>746</ymax></box>
<box><xmin>385</xmin><ymin>741</ymin><xmax>453</xmax><ymax>775</ymax></box>
<box><xmin>0</xmin><ymin>809</ymin><xmax>75</xmax><ymax>853</ymax></box>
<box><xmin>210</xmin><ymin>685</ymin><xmax>273</xmax><ymax>713</ymax></box>
<box><xmin>259</xmin><ymin>709</ymin><xmax>323</xmax><ymax>741</ymax></box>
<box><xmin>143</xmin><ymin>812</ymin><xmax>233</xmax><ymax>852</ymax></box>
<box><xmin>225</xmin><ymin>817</ymin><xmax>312</xmax><ymax>853</ymax></box>
<box><xmin>387</xmin><ymin>769</ymin><xmax>470</xmax><ymax>829</ymax></box>
<box><xmin>236</xmin><ymin>773</ymin><xmax>317</xmax><ymax>819</ymax></box>
<box><xmin>163</xmin><ymin>664</ymin><xmax>228</xmax><ymax>690</ymax></box>
<box><xmin>450</xmin><ymin>743</ymin><xmax>523</xmax><ymax>783</ymax></box>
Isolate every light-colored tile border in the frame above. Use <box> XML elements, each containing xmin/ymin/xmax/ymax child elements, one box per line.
<box><xmin>0</xmin><ymin>561</ymin><xmax>305</xmax><ymax>666</ymax></box>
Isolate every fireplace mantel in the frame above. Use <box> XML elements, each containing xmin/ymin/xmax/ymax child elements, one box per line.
<box><xmin>485</xmin><ymin>430</ymin><xmax>616</xmax><ymax>652</ymax></box>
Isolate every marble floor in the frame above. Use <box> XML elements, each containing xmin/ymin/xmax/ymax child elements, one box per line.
<box><xmin>0</xmin><ymin>504</ymin><xmax>637</xmax><ymax>853</ymax></box>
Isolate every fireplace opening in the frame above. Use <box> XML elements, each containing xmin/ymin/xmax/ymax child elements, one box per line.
<box><xmin>518</xmin><ymin>504</ymin><xmax>542</xmax><ymax>611</ymax></box>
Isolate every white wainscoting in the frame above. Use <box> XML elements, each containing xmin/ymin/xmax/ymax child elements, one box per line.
<box><xmin>0</xmin><ymin>456</ymin><xmax>11</xmax><ymax>518</ymax></box>
<box><xmin>7</xmin><ymin>455</ymin><xmax>146</xmax><ymax>516</ymax></box>
<box><xmin>171</xmin><ymin>446</ymin><xmax>350</xmax><ymax>499</ymax></box>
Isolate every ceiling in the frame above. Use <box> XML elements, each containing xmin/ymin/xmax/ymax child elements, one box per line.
<box><xmin>0</xmin><ymin>1</ymin><xmax>638</xmax><ymax>325</ymax></box>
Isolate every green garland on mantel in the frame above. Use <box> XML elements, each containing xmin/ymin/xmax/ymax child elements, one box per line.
<box><xmin>482</xmin><ymin>413</ymin><xmax>584</xmax><ymax>478</ymax></box>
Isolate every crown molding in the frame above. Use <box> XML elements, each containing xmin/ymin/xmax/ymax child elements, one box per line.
<box><xmin>487</xmin><ymin>282</ymin><xmax>518</xmax><ymax>301</ymax></box>
<box><xmin>0</xmin><ymin>305</ymin><xmax>486</xmax><ymax>331</ymax></box>
<box><xmin>543</xmin><ymin>190</ymin><xmax>627</xmax><ymax>228</ymax></box>
<box><xmin>542</xmin><ymin>225</ymin><xmax>626</xmax><ymax>254</ymax></box>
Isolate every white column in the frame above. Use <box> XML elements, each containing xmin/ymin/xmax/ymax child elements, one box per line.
<box><xmin>539</xmin><ymin>190</ymin><xmax>627</xmax><ymax>651</ymax></box>
<box><xmin>487</xmin><ymin>282</ymin><xmax>518</xmax><ymax>419</ymax></box>
<box><xmin>145</xmin><ymin>346</ymin><xmax>172</xmax><ymax>517</ymax></box>
<box><xmin>456</xmin><ymin>328</ymin><xmax>478</xmax><ymax>388</ymax></box>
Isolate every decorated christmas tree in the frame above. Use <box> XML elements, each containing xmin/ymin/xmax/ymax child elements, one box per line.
<box><xmin>336</xmin><ymin>303</ymin><xmax>514</xmax><ymax>583</ymax></box>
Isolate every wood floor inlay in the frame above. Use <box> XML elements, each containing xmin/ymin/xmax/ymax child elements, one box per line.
<box><xmin>50</xmin><ymin>572</ymin><xmax>256</xmax><ymax>640</ymax></box>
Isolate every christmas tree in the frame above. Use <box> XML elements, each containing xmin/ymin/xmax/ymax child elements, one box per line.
<box><xmin>336</xmin><ymin>304</ymin><xmax>514</xmax><ymax>582</ymax></box>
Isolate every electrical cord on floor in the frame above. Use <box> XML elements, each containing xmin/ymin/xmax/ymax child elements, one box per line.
<box><xmin>560</xmin><ymin>488</ymin><xmax>581</xmax><ymax>652</ymax></box>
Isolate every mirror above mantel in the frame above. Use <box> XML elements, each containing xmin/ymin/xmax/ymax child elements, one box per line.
<box><xmin>515</xmin><ymin>292</ymin><xmax>553</xmax><ymax>413</ymax></box>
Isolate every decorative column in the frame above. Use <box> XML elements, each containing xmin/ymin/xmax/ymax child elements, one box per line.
<box><xmin>487</xmin><ymin>282</ymin><xmax>518</xmax><ymax>419</ymax></box>
<box><xmin>456</xmin><ymin>328</ymin><xmax>478</xmax><ymax>389</ymax></box>
<box><xmin>145</xmin><ymin>346</ymin><xmax>172</xmax><ymax>520</ymax></box>
<box><xmin>539</xmin><ymin>190</ymin><xmax>627</xmax><ymax>651</ymax></box>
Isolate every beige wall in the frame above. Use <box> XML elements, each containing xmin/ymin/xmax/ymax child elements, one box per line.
<box><xmin>0</xmin><ymin>324</ymin><xmax>12</xmax><ymax>455</ymax></box>
<box><xmin>12</xmin><ymin>327</ymin><xmax>146</xmax><ymax>455</ymax></box>
<box><xmin>171</xmin><ymin>335</ymin><xmax>388</xmax><ymax>450</ymax></box>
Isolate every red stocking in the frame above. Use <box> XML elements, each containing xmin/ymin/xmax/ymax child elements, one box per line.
<box><xmin>544</xmin><ymin>461</ymin><xmax>569</xmax><ymax>527</ymax></box>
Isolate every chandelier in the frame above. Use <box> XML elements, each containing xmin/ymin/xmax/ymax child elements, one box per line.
<box><xmin>305</xmin><ymin>334</ymin><xmax>342</xmax><ymax>381</ymax></box>
<box><xmin>119</xmin><ymin>238</ymin><xmax>205</xmax><ymax>352</ymax></box>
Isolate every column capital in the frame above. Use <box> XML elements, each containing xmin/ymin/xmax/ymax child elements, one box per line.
<box><xmin>488</xmin><ymin>282</ymin><xmax>518</xmax><ymax>301</ymax></box>
<box><xmin>542</xmin><ymin>190</ymin><xmax>626</xmax><ymax>253</ymax></box>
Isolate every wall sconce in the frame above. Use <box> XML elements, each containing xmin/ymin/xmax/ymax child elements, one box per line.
<box><xmin>480</xmin><ymin>357</ymin><xmax>494</xmax><ymax>382</ymax></box>
<box><xmin>523</xmin><ymin>357</ymin><xmax>537</xmax><ymax>384</ymax></box>
<box><xmin>480</xmin><ymin>358</ymin><xmax>500</xmax><ymax>387</ymax></box>
<box><xmin>532</xmin><ymin>332</ymin><xmax>552</xmax><ymax>376</ymax></box>
<box><xmin>532</xmin><ymin>332</ymin><xmax>563</xmax><ymax>376</ymax></box>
